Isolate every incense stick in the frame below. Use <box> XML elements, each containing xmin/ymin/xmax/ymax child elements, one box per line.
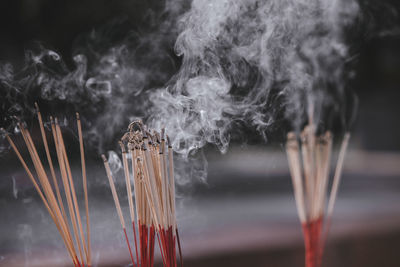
<box><xmin>286</xmin><ymin>132</ymin><xmax>307</xmax><ymax>223</ymax></box>
<box><xmin>5</xmin><ymin>108</ymin><xmax>92</xmax><ymax>267</ymax></box>
<box><xmin>4</xmin><ymin>130</ymin><xmax>79</xmax><ymax>266</ymax></box>
<box><xmin>35</xmin><ymin>103</ymin><xmax>68</xmax><ymax>222</ymax></box>
<box><xmin>103</xmin><ymin>121</ymin><xmax>183</xmax><ymax>267</ymax></box>
<box><xmin>327</xmin><ymin>133</ymin><xmax>350</xmax><ymax>219</ymax></box>
<box><xmin>102</xmin><ymin>154</ymin><xmax>136</xmax><ymax>267</ymax></box>
<box><xmin>55</xmin><ymin>119</ymin><xmax>85</xmax><ymax>266</ymax></box>
<box><xmin>77</xmin><ymin>113</ymin><xmax>92</xmax><ymax>267</ymax></box>
<box><xmin>285</xmin><ymin>125</ymin><xmax>350</xmax><ymax>267</ymax></box>
<box><xmin>120</xmin><ymin>141</ymin><xmax>140</xmax><ymax>266</ymax></box>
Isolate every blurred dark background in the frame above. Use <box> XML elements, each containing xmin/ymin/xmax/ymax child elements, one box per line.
<box><xmin>1</xmin><ymin>1</ymin><xmax>400</xmax><ymax>267</ymax></box>
<box><xmin>1</xmin><ymin>0</ymin><xmax>400</xmax><ymax>150</ymax></box>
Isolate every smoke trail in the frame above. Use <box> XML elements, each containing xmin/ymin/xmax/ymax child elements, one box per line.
<box><xmin>0</xmin><ymin>2</ymin><xmax>186</xmax><ymax>154</ymax></box>
<box><xmin>0</xmin><ymin>0</ymin><xmax>397</xmax><ymax>181</ymax></box>
<box><xmin>17</xmin><ymin>224</ymin><xmax>33</xmax><ymax>267</ymax></box>
<box><xmin>12</xmin><ymin>176</ymin><xmax>18</xmax><ymax>199</ymax></box>
<box><xmin>148</xmin><ymin>0</ymin><xmax>362</xmax><ymax>154</ymax></box>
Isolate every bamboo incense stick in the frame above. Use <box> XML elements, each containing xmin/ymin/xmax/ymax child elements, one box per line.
<box><xmin>5</xmin><ymin>108</ymin><xmax>92</xmax><ymax>267</ymax></box>
<box><xmin>19</xmin><ymin>122</ymin><xmax>79</xmax><ymax>263</ymax></box>
<box><xmin>35</xmin><ymin>103</ymin><xmax>68</xmax><ymax>222</ymax></box>
<box><xmin>55</xmin><ymin>119</ymin><xmax>86</xmax><ymax>266</ymax></box>
<box><xmin>120</xmin><ymin>141</ymin><xmax>140</xmax><ymax>266</ymax></box>
<box><xmin>285</xmin><ymin>125</ymin><xmax>350</xmax><ymax>267</ymax></box>
<box><xmin>102</xmin><ymin>154</ymin><xmax>136</xmax><ymax>267</ymax></box>
<box><xmin>318</xmin><ymin>133</ymin><xmax>351</xmax><ymax>264</ymax></box>
<box><xmin>77</xmin><ymin>113</ymin><xmax>92</xmax><ymax>267</ymax></box>
<box><xmin>286</xmin><ymin>132</ymin><xmax>307</xmax><ymax>223</ymax></box>
<box><xmin>4</xmin><ymin>130</ymin><xmax>78</xmax><ymax>266</ymax></box>
<box><xmin>60</xmin><ymin>126</ymin><xmax>88</xmax><ymax>262</ymax></box>
<box><xmin>103</xmin><ymin>121</ymin><xmax>183</xmax><ymax>267</ymax></box>
<box><xmin>326</xmin><ymin>133</ymin><xmax>350</xmax><ymax>219</ymax></box>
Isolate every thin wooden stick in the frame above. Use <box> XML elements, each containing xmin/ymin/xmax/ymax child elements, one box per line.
<box><xmin>130</xmin><ymin>148</ymin><xmax>142</xmax><ymax>267</ymax></box>
<box><xmin>57</xmin><ymin>121</ymin><xmax>88</xmax><ymax>263</ymax></box>
<box><xmin>101</xmin><ymin>154</ymin><xmax>136</xmax><ymax>267</ymax></box>
<box><xmin>6</xmin><ymin>125</ymin><xmax>79</xmax><ymax>266</ymax></box>
<box><xmin>301</xmin><ymin>130</ymin><xmax>313</xmax><ymax>220</ymax></box>
<box><xmin>120</xmin><ymin>142</ymin><xmax>136</xmax><ymax>226</ymax></box>
<box><xmin>167</xmin><ymin>136</ymin><xmax>177</xmax><ymax>233</ymax></box>
<box><xmin>50</xmin><ymin>118</ymin><xmax>79</xmax><ymax>257</ymax></box>
<box><xmin>20</xmin><ymin>123</ymin><xmax>76</xmax><ymax>254</ymax></box>
<box><xmin>35</xmin><ymin>103</ymin><xmax>68</xmax><ymax>222</ymax></box>
<box><xmin>111</xmin><ymin>123</ymin><xmax>182</xmax><ymax>267</ymax></box>
<box><xmin>319</xmin><ymin>133</ymin><xmax>350</xmax><ymax>265</ymax></box>
<box><xmin>286</xmin><ymin>132</ymin><xmax>307</xmax><ymax>223</ymax></box>
<box><xmin>326</xmin><ymin>133</ymin><xmax>350</xmax><ymax>219</ymax></box>
<box><xmin>7</xmin><ymin>109</ymin><xmax>93</xmax><ymax>267</ymax></box>
<box><xmin>54</xmin><ymin>119</ymin><xmax>85</xmax><ymax>266</ymax></box>
<box><xmin>318</xmin><ymin>132</ymin><xmax>332</xmax><ymax>217</ymax></box>
<box><xmin>142</xmin><ymin>140</ymin><xmax>162</xmax><ymax>227</ymax></box>
<box><xmin>77</xmin><ymin>113</ymin><xmax>91</xmax><ymax>266</ymax></box>
<box><xmin>120</xmin><ymin>141</ymin><xmax>140</xmax><ymax>265</ymax></box>
<box><xmin>286</xmin><ymin>123</ymin><xmax>350</xmax><ymax>267</ymax></box>
<box><xmin>4</xmin><ymin>131</ymin><xmax>78</xmax><ymax>266</ymax></box>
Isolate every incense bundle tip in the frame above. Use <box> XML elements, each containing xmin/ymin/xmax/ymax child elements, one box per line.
<box><xmin>101</xmin><ymin>154</ymin><xmax>107</xmax><ymax>162</ymax></box>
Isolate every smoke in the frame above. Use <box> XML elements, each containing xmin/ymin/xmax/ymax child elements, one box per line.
<box><xmin>12</xmin><ymin>176</ymin><xmax>18</xmax><ymax>199</ymax></box>
<box><xmin>0</xmin><ymin>0</ymin><xmax>397</xmax><ymax>180</ymax></box>
<box><xmin>107</xmin><ymin>150</ymin><xmax>122</xmax><ymax>176</ymax></box>
<box><xmin>0</xmin><ymin>1</ymin><xmax>186</xmax><ymax>155</ymax></box>
<box><xmin>148</xmin><ymin>0</ymin><xmax>361</xmax><ymax>155</ymax></box>
<box><xmin>17</xmin><ymin>224</ymin><xmax>33</xmax><ymax>266</ymax></box>
<box><xmin>149</xmin><ymin>76</ymin><xmax>235</xmax><ymax>156</ymax></box>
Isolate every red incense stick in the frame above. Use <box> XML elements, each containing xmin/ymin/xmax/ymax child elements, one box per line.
<box><xmin>286</xmin><ymin>124</ymin><xmax>350</xmax><ymax>267</ymax></box>
<box><xmin>104</xmin><ymin>121</ymin><xmax>183</xmax><ymax>267</ymax></box>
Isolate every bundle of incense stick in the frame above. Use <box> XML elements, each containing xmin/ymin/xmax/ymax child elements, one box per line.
<box><xmin>3</xmin><ymin>104</ymin><xmax>91</xmax><ymax>267</ymax></box>
<box><xmin>285</xmin><ymin>123</ymin><xmax>350</xmax><ymax>267</ymax></box>
<box><xmin>102</xmin><ymin>121</ymin><xmax>183</xmax><ymax>267</ymax></box>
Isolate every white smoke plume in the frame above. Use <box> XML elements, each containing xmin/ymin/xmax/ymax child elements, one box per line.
<box><xmin>0</xmin><ymin>2</ymin><xmax>186</xmax><ymax>154</ymax></box>
<box><xmin>0</xmin><ymin>0</ymin><xmax>396</xmax><ymax>182</ymax></box>
<box><xmin>148</xmin><ymin>0</ymin><xmax>361</xmax><ymax>158</ymax></box>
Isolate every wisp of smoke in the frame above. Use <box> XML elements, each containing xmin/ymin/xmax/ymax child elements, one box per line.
<box><xmin>149</xmin><ymin>0</ymin><xmax>360</xmax><ymax>155</ymax></box>
<box><xmin>0</xmin><ymin>2</ymin><xmax>184</xmax><ymax>154</ymax></box>
<box><xmin>2</xmin><ymin>0</ymin><xmax>396</xmax><ymax>184</ymax></box>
